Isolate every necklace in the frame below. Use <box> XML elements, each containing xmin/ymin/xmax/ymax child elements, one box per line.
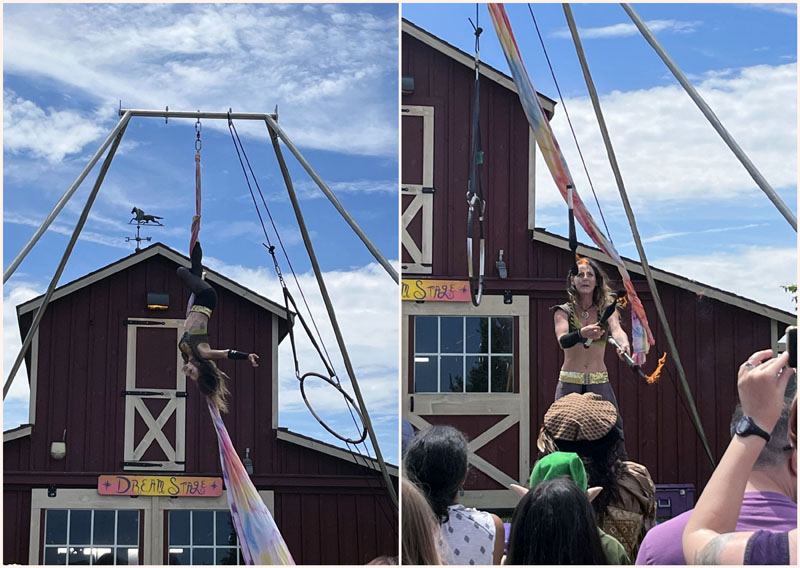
<box><xmin>578</xmin><ymin>304</ymin><xmax>593</xmax><ymax>320</ymax></box>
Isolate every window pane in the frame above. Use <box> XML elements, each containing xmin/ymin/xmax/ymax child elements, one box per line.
<box><xmin>119</xmin><ymin>547</ymin><xmax>138</xmax><ymax>565</ymax></box>
<box><xmin>491</xmin><ymin>356</ymin><xmax>513</xmax><ymax>393</ymax></box>
<box><xmin>440</xmin><ymin>356</ymin><xmax>463</xmax><ymax>392</ymax></box>
<box><xmin>192</xmin><ymin>511</ymin><xmax>214</xmax><ymax>545</ymax></box>
<box><xmin>169</xmin><ymin>511</ymin><xmax>189</xmax><ymax>546</ymax></box>
<box><xmin>491</xmin><ymin>318</ymin><xmax>513</xmax><ymax>353</ymax></box>
<box><xmin>414</xmin><ymin>356</ymin><xmax>438</xmax><ymax>392</ymax></box>
<box><xmin>91</xmin><ymin>548</ymin><xmax>115</xmax><ymax>565</ymax></box>
<box><xmin>168</xmin><ymin>548</ymin><xmax>189</xmax><ymax>565</ymax></box>
<box><xmin>192</xmin><ymin>548</ymin><xmax>214</xmax><ymax>565</ymax></box>
<box><xmin>46</xmin><ymin>510</ymin><xmax>68</xmax><ymax>545</ymax></box>
<box><xmin>440</xmin><ymin>317</ymin><xmax>463</xmax><ymax>353</ymax></box>
<box><xmin>216</xmin><ymin>548</ymin><xmax>238</xmax><ymax>565</ymax></box>
<box><xmin>44</xmin><ymin>546</ymin><xmax>67</xmax><ymax>565</ymax></box>
<box><xmin>414</xmin><ymin>317</ymin><xmax>438</xmax><ymax>353</ymax></box>
<box><xmin>69</xmin><ymin>510</ymin><xmax>91</xmax><ymax>545</ymax></box>
<box><xmin>465</xmin><ymin>356</ymin><xmax>488</xmax><ymax>392</ymax></box>
<box><xmin>67</xmin><ymin>546</ymin><xmax>92</xmax><ymax>564</ymax></box>
<box><xmin>465</xmin><ymin>317</ymin><xmax>488</xmax><ymax>354</ymax></box>
<box><xmin>215</xmin><ymin>511</ymin><xmax>236</xmax><ymax>546</ymax></box>
<box><xmin>93</xmin><ymin>511</ymin><xmax>115</xmax><ymax>545</ymax></box>
<box><xmin>117</xmin><ymin>511</ymin><xmax>139</xmax><ymax>546</ymax></box>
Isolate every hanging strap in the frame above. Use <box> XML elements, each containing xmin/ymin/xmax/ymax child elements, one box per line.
<box><xmin>466</xmin><ymin>10</ymin><xmax>486</xmax><ymax>307</ymax></box>
<box><xmin>186</xmin><ymin>119</ymin><xmax>202</xmax><ymax>317</ymax></box>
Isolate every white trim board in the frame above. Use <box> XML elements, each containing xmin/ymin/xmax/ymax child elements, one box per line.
<box><xmin>533</xmin><ymin>230</ymin><xmax>795</xmax><ymax>324</ymax></box>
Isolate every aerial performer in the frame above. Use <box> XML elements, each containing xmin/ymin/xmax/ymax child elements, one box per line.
<box><xmin>553</xmin><ymin>257</ymin><xmax>630</xmax><ymax>449</ymax></box>
<box><xmin>178</xmin><ymin>240</ymin><xmax>260</xmax><ymax>412</ymax></box>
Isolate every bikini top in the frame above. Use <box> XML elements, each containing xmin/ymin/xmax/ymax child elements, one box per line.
<box><xmin>553</xmin><ymin>302</ymin><xmax>609</xmax><ymax>347</ymax></box>
<box><xmin>179</xmin><ymin>328</ymin><xmax>209</xmax><ymax>361</ymax></box>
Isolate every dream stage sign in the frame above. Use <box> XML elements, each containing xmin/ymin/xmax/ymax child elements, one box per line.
<box><xmin>98</xmin><ymin>475</ymin><xmax>223</xmax><ymax>497</ymax></box>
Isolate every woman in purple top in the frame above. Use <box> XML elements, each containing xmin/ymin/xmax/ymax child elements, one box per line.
<box><xmin>682</xmin><ymin>349</ymin><xmax>797</xmax><ymax>565</ymax></box>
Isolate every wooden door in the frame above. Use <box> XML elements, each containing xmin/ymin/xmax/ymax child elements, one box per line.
<box><xmin>402</xmin><ymin>105</ymin><xmax>434</xmax><ymax>274</ymax></box>
<box><xmin>123</xmin><ymin>318</ymin><xmax>186</xmax><ymax>471</ymax></box>
<box><xmin>402</xmin><ymin>296</ymin><xmax>530</xmax><ymax>508</ymax></box>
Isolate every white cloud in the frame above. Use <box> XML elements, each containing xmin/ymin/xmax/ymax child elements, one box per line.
<box><xmin>196</xmin><ymin>256</ymin><xmax>399</xmax><ymax>430</ymax></box>
<box><xmin>535</xmin><ymin>62</ymin><xmax>797</xmax><ymax>209</ymax></box>
<box><xmin>551</xmin><ymin>19</ymin><xmax>702</xmax><ymax>40</ymax></box>
<box><xmin>3</xmin><ymin>4</ymin><xmax>398</xmax><ymax>158</ymax></box>
<box><xmin>653</xmin><ymin>246</ymin><xmax>797</xmax><ymax>312</ymax></box>
<box><xmin>3</xmin><ymin>90</ymin><xmax>106</xmax><ymax>163</ymax></box>
<box><xmin>744</xmin><ymin>3</ymin><xmax>797</xmax><ymax>17</ymax></box>
<box><xmin>293</xmin><ymin>178</ymin><xmax>399</xmax><ymax>200</ymax></box>
<box><xmin>3</xmin><ymin>282</ymin><xmax>41</xmax><ymax>429</ymax></box>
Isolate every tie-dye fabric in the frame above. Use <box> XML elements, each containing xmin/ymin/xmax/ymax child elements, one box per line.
<box><xmin>208</xmin><ymin>401</ymin><xmax>295</xmax><ymax>565</ymax></box>
<box><xmin>488</xmin><ymin>3</ymin><xmax>654</xmax><ymax>364</ymax></box>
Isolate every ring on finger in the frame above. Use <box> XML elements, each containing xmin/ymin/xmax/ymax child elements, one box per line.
<box><xmin>744</xmin><ymin>361</ymin><xmax>754</xmax><ymax>369</ymax></box>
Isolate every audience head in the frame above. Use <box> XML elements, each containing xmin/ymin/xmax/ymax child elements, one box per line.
<box><xmin>790</xmin><ymin>397</ymin><xmax>797</xmax><ymax>449</ymax></box>
<box><xmin>401</xmin><ymin>478</ymin><xmax>444</xmax><ymax>565</ymax></box>
<box><xmin>730</xmin><ymin>398</ymin><xmax>796</xmax><ymax>471</ymax></box>
<box><xmin>537</xmin><ymin>393</ymin><xmax>624</xmax><ymax>522</ymax></box>
<box><xmin>529</xmin><ymin>451</ymin><xmax>588</xmax><ymax>491</ymax></box>
<box><xmin>403</xmin><ymin>425</ymin><xmax>469</xmax><ymax>521</ymax></box>
<box><xmin>506</xmin><ymin>477</ymin><xmax>608</xmax><ymax>565</ymax></box>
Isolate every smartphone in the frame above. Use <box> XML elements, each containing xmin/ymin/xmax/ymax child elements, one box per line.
<box><xmin>787</xmin><ymin>326</ymin><xmax>797</xmax><ymax>369</ymax></box>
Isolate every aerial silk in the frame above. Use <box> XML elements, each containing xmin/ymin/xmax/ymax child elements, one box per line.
<box><xmin>189</xmin><ymin>146</ymin><xmax>294</xmax><ymax>565</ymax></box>
<box><xmin>488</xmin><ymin>4</ymin><xmax>654</xmax><ymax>364</ymax></box>
<box><xmin>208</xmin><ymin>402</ymin><xmax>295</xmax><ymax>565</ymax></box>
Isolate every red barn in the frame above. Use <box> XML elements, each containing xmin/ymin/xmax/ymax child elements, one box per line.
<box><xmin>4</xmin><ymin>243</ymin><xmax>397</xmax><ymax>565</ymax></box>
<box><xmin>401</xmin><ymin>19</ymin><xmax>794</xmax><ymax>510</ymax></box>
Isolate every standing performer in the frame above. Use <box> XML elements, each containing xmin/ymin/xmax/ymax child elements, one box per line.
<box><xmin>553</xmin><ymin>257</ymin><xmax>630</xmax><ymax>445</ymax></box>
<box><xmin>178</xmin><ymin>241</ymin><xmax>259</xmax><ymax>412</ymax></box>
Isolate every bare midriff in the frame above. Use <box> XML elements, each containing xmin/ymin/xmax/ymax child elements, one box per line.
<box><xmin>561</xmin><ymin>339</ymin><xmax>608</xmax><ymax>373</ymax></box>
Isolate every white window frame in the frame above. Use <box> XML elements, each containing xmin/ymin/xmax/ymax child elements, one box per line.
<box><xmin>413</xmin><ymin>315</ymin><xmax>514</xmax><ymax>394</ymax></box>
<box><xmin>30</xmin><ymin>488</ymin><xmax>275</xmax><ymax>565</ymax></box>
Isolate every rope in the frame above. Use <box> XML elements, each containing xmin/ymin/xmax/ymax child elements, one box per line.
<box><xmin>186</xmin><ymin>119</ymin><xmax>202</xmax><ymax>316</ymax></box>
<box><xmin>227</xmin><ymin>117</ymin><xmax>370</xmax><ymax>449</ymax></box>
<box><xmin>527</xmin><ymin>3</ymin><xmax>613</xmax><ymax>243</ymax></box>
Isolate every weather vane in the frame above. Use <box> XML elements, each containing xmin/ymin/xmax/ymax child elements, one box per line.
<box><xmin>127</xmin><ymin>206</ymin><xmax>164</xmax><ymax>251</ymax></box>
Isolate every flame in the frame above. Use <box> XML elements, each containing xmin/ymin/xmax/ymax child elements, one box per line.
<box><xmin>617</xmin><ymin>295</ymin><xmax>629</xmax><ymax>309</ymax></box>
<box><xmin>646</xmin><ymin>352</ymin><xmax>667</xmax><ymax>384</ymax></box>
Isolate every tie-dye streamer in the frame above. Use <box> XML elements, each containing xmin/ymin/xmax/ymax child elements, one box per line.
<box><xmin>488</xmin><ymin>3</ymin><xmax>654</xmax><ymax>364</ymax></box>
<box><xmin>208</xmin><ymin>401</ymin><xmax>295</xmax><ymax>565</ymax></box>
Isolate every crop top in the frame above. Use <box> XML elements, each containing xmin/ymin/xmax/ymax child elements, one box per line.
<box><xmin>179</xmin><ymin>328</ymin><xmax>209</xmax><ymax>361</ymax></box>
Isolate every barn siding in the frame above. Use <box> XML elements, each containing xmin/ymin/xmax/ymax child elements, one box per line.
<box><xmin>5</xmin><ymin>245</ymin><xmax>397</xmax><ymax>565</ymax></box>
<box><xmin>403</xmin><ymin>33</ymin><xmax>536</xmax><ymax>282</ymax></box>
<box><xmin>403</xmin><ymin>24</ymin><xmax>790</xmax><ymax>498</ymax></box>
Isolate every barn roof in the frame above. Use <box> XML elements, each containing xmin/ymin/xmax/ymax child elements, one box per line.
<box><xmin>402</xmin><ymin>18</ymin><xmax>557</xmax><ymax>117</ymax></box>
<box><xmin>535</xmin><ymin>229</ymin><xmax>795</xmax><ymax>324</ymax></box>
<box><xmin>16</xmin><ymin>242</ymin><xmax>291</xmax><ymax>330</ymax></box>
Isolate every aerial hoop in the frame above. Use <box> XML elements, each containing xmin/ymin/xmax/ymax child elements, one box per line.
<box><xmin>299</xmin><ymin>372</ymin><xmax>368</xmax><ymax>445</ymax></box>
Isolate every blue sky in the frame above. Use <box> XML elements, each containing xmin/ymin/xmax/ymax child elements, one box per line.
<box><xmin>3</xmin><ymin>4</ymin><xmax>399</xmax><ymax>465</ymax></box>
<box><xmin>404</xmin><ymin>3</ymin><xmax>797</xmax><ymax>312</ymax></box>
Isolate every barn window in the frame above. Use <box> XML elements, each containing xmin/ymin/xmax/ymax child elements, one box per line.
<box><xmin>42</xmin><ymin>509</ymin><xmax>140</xmax><ymax>564</ymax></box>
<box><xmin>414</xmin><ymin>316</ymin><xmax>513</xmax><ymax>393</ymax></box>
<box><xmin>167</xmin><ymin>510</ymin><xmax>242</xmax><ymax>565</ymax></box>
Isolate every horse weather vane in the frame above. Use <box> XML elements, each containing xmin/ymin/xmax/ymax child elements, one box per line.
<box><xmin>128</xmin><ymin>206</ymin><xmax>164</xmax><ymax>251</ymax></box>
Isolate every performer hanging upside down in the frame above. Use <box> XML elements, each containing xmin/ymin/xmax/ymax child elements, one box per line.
<box><xmin>553</xmin><ymin>257</ymin><xmax>630</xmax><ymax>448</ymax></box>
<box><xmin>178</xmin><ymin>241</ymin><xmax>259</xmax><ymax>413</ymax></box>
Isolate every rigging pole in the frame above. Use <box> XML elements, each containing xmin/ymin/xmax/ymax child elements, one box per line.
<box><xmin>563</xmin><ymin>4</ymin><xmax>715</xmax><ymax>467</ymax></box>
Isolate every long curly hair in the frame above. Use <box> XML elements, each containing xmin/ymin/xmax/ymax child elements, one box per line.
<box><xmin>403</xmin><ymin>425</ymin><xmax>469</xmax><ymax>523</ymax></box>
<box><xmin>536</xmin><ymin>427</ymin><xmax>624</xmax><ymax>526</ymax></box>
<box><xmin>189</xmin><ymin>344</ymin><xmax>231</xmax><ymax>413</ymax></box>
<box><xmin>567</xmin><ymin>257</ymin><xmax>616</xmax><ymax>312</ymax></box>
<box><xmin>506</xmin><ymin>477</ymin><xmax>609</xmax><ymax>565</ymax></box>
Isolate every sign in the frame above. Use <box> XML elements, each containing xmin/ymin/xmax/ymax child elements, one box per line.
<box><xmin>401</xmin><ymin>279</ymin><xmax>471</xmax><ymax>302</ymax></box>
<box><xmin>98</xmin><ymin>475</ymin><xmax>223</xmax><ymax>497</ymax></box>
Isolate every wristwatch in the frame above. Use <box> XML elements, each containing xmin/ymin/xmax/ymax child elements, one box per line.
<box><xmin>734</xmin><ymin>416</ymin><xmax>771</xmax><ymax>442</ymax></box>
